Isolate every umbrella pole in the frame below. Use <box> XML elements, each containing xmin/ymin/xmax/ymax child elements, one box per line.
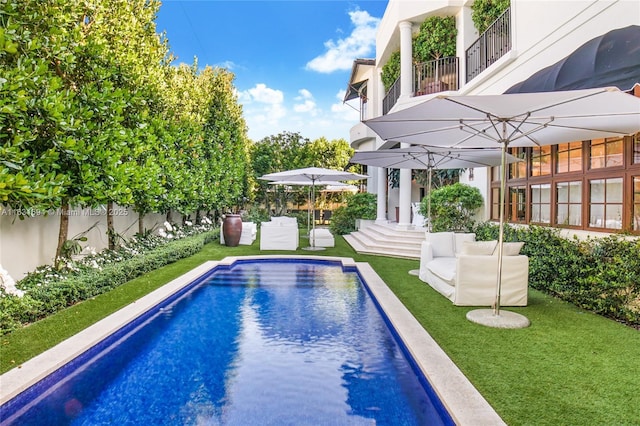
<box><xmin>427</xmin><ymin>167</ymin><xmax>432</xmax><ymax>232</ymax></box>
<box><xmin>307</xmin><ymin>187</ymin><xmax>311</xmax><ymax>236</ymax></box>
<box><xmin>495</xmin><ymin>135</ymin><xmax>508</xmax><ymax>316</ymax></box>
<box><xmin>311</xmin><ymin>182</ymin><xmax>316</xmax><ymax>248</ymax></box>
<box><xmin>303</xmin><ymin>178</ymin><xmax>325</xmax><ymax>251</ymax></box>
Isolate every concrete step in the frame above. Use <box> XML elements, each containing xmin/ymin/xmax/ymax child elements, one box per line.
<box><xmin>344</xmin><ymin>223</ymin><xmax>426</xmax><ymax>259</ymax></box>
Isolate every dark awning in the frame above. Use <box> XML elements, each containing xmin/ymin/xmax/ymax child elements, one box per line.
<box><xmin>505</xmin><ymin>25</ymin><xmax>640</xmax><ymax>94</ymax></box>
<box><xmin>344</xmin><ymin>80</ymin><xmax>367</xmax><ymax>102</ymax></box>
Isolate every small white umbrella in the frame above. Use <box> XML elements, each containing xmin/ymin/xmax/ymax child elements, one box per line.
<box><xmin>267</xmin><ymin>180</ymin><xmax>354</xmax><ymax>234</ymax></box>
<box><xmin>261</xmin><ymin>167</ymin><xmax>368</xmax><ymax>250</ymax></box>
<box><xmin>364</xmin><ymin>87</ymin><xmax>640</xmax><ymax>326</ymax></box>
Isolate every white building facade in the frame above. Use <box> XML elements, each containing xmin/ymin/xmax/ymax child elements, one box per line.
<box><xmin>346</xmin><ymin>0</ymin><xmax>640</xmax><ymax>235</ymax></box>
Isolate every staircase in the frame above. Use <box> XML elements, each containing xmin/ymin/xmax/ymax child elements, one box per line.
<box><xmin>343</xmin><ymin>222</ymin><xmax>426</xmax><ymax>259</ymax></box>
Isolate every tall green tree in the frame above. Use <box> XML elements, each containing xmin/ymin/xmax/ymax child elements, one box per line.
<box><xmin>202</xmin><ymin>67</ymin><xmax>250</xmax><ymax>214</ymax></box>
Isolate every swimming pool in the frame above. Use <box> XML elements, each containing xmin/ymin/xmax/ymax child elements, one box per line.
<box><xmin>0</xmin><ymin>256</ymin><xmax>504</xmax><ymax>425</ymax></box>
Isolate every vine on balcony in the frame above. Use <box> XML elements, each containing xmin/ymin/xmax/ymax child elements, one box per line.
<box><xmin>381</xmin><ymin>15</ymin><xmax>457</xmax><ymax>92</ymax></box>
<box><xmin>471</xmin><ymin>0</ymin><xmax>510</xmax><ymax>33</ymax></box>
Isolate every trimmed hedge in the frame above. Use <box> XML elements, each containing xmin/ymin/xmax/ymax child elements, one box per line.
<box><xmin>473</xmin><ymin>223</ymin><xmax>640</xmax><ymax>327</ymax></box>
<box><xmin>0</xmin><ymin>230</ymin><xmax>217</xmax><ymax>335</ymax></box>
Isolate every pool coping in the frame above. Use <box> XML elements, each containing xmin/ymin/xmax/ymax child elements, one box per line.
<box><xmin>0</xmin><ymin>255</ymin><xmax>505</xmax><ymax>425</ymax></box>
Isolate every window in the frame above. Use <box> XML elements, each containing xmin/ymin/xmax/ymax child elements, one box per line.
<box><xmin>589</xmin><ymin>178</ymin><xmax>623</xmax><ymax>229</ymax></box>
<box><xmin>509</xmin><ymin>148</ymin><xmax>526</xmax><ymax>179</ymax></box>
<box><xmin>590</xmin><ymin>137</ymin><xmax>623</xmax><ymax>169</ymax></box>
<box><xmin>556</xmin><ymin>142</ymin><xmax>583</xmax><ymax>173</ymax></box>
<box><xmin>634</xmin><ymin>176</ymin><xmax>640</xmax><ymax>231</ymax></box>
<box><xmin>491</xmin><ymin>187</ymin><xmax>501</xmax><ymax>220</ymax></box>
<box><xmin>531</xmin><ymin>146</ymin><xmax>552</xmax><ymax>176</ymax></box>
<box><xmin>508</xmin><ymin>186</ymin><xmax>526</xmax><ymax>222</ymax></box>
<box><xmin>556</xmin><ymin>181</ymin><xmax>582</xmax><ymax>226</ymax></box>
<box><xmin>634</xmin><ymin>133</ymin><xmax>640</xmax><ymax>165</ymax></box>
<box><xmin>530</xmin><ymin>184</ymin><xmax>551</xmax><ymax>224</ymax></box>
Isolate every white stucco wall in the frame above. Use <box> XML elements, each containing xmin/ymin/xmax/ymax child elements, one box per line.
<box><xmin>0</xmin><ymin>206</ymin><xmax>176</xmax><ymax>281</ymax></box>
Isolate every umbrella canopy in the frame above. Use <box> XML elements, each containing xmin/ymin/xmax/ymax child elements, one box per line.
<box><xmin>505</xmin><ymin>25</ymin><xmax>640</xmax><ymax>94</ymax></box>
<box><xmin>261</xmin><ymin>167</ymin><xmax>368</xmax><ymax>250</ymax></box>
<box><xmin>350</xmin><ymin>146</ymin><xmax>515</xmax><ymax>170</ymax></box>
<box><xmin>363</xmin><ymin>87</ymin><xmax>640</xmax><ymax>319</ymax></box>
<box><xmin>364</xmin><ymin>87</ymin><xmax>640</xmax><ymax>149</ymax></box>
<box><xmin>321</xmin><ymin>184</ymin><xmax>358</xmax><ymax>193</ymax></box>
<box><xmin>350</xmin><ymin>146</ymin><xmax>521</xmax><ymax>230</ymax></box>
<box><xmin>261</xmin><ymin>167</ymin><xmax>368</xmax><ymax>183</ymax></box>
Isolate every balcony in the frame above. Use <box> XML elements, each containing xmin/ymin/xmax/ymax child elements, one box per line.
<box><xmin>382</xmin><ymin>77</ymin><xmax>401</xmax><ymax>115</ymax></box>
<box><xmin>465</xmin><ymin>7</ymin><xmax>511</xmax><ymax>83</ymax></box>
<box><xmin>413</xmin><ymin>56</ymin><xmax>459</xmax><ymax>96</ymax></box>
<box><xmin>382</xmin><ymin>57</ymin><xmax>459</xmax><ymax>115</ymax></box>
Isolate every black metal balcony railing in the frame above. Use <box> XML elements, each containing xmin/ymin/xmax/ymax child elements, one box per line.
<box><xmin>382</xmin><ymin>76</ymin><xmax>401</xmax><ymax>115</ymax></box>
<box><xmin>413</xmin><ymin>56</ymin><xmax>459</xmax><ymax>96</ymax></box>
<box><xmin>465</xmin><ymin>7</ymin><xmax>511</xmax><ymax>82</ymax></box>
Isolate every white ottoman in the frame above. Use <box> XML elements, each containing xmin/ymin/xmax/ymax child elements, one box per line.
<box><xmin>309</xmin><ymin>228</ymin><xmax>335</xmax><ymax>247</ymax></box>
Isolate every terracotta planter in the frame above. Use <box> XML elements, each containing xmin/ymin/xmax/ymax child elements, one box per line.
<box><xmin>222</xmin><ymin>214</ymin><xmax>243</xmax><ymax>247</ymax></box>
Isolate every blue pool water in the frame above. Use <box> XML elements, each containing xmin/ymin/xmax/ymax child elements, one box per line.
<box><xmin>1</xmin><ymin>259</ymin><xmax>453</xmax><ymax>425</ymax></box>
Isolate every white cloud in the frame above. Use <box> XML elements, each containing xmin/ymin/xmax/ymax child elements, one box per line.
<box><xmin>246</xmin><ymin>83</ymin><xmax>284</xmax><ymax>104</ymax></box>
<box><xmin>306</xmin><ymin>9</ymin><xmax>379</xmax><ymax>73</ymax></box>
<box><xmin>240</xmin><ymin>86</ymin><xmax>357</xmax><ymax>142</ymax></box>
<box><xmin>216</xmin><ymin>60</ymin><xmax>238</xmax><ymax>70</ymax></box>
<box><xmin>293</xmin><ymin>89</ymin><xmax>317</xmax><ymax>114</ymax></box>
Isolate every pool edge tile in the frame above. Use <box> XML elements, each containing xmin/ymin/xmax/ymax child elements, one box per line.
<box><xmin>355</xmin><ymin>261</ymin><xmax>506</xmax><ymax>426</ymax></box>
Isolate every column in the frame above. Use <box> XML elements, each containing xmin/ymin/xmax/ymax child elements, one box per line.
<box><xmin>397</xmin><ymin>21</ymin><xmax>414</xmax><ymax>228</ymax></box>
<box><xmin>375</xmin><ymin>68</ymin><xmax>388</xmax><ymax>223</ymax></box>
<box><xmin>376</xmin><ymin>167</ymin><xmax>388</xmax><ymax>223</ymax></box>
<box><xmin>399</xmin><ymin>21</ymin><xmax>413</xmax><ymax>99</ymax></box>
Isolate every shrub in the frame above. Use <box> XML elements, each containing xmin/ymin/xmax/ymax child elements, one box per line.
<box><xmin>381</xmin><ymin>50</ymin><xmax>401</xmax><ymax>92</ymax></box>
<box><xmin>242</xmin><ymin>206</ymin><xmax>270</xmax><ymax>228</ymax></box>
<box><xmin>330</xmin><ymin>193</ymin><xmax>377</xmax><ymax>235</ymax></box>
<box><xmin>473</xmin><ymin>222</ymin><xmax>640</xmax><ymax>327</ymax></box>
<box><xmin>471</xmin><ymin>0</ymin><xmax>511</xmax><ymax>33</ymax></box>
<box><xmin>0</xmin><ymin>227</ymin><xmax>218</xmax><ymax>335</ymax></box>
<box><xmin>421</xmin><ymin>183</ymin><xmax>483</xmax><ymax>232</ymax></box>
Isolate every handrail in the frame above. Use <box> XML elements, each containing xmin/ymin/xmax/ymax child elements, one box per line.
<box><xmin>382</xmin><ymin>77</ymin><xmax>401</xmax><ymax>115</ymax></box>
<box><xmin>413</xmin><ymin>56</ymin><xmax>459</xmax><ymax>96</ymax></box>
<box><xmin>465</xmin><ymin>7</ymin><xmax>511</xmax><ymax>82</ymax></box>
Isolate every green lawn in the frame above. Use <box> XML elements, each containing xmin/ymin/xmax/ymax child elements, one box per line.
<box><xmin>2</xmin><ymin>234</ymin><xmax>639</xmax><ymax>425</ymax></box>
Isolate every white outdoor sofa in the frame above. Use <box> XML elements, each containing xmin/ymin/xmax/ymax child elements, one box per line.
<box><xmin>260</xmin><ymin>216</ymin><xmax>299</xmax><ymax>250</ymax></box>
<box><xmin>418</xmin><ymin>232</ymin><xmax>529</xmax><ymax>306</ymax></box>
<box><xmin>309</xmin><ymin>228</ymin><xmax>335</xmax><ymax>248</ymax></box>
<box><xmin>220</xmin><ymin>221</ymin><xmax>257</xmax><ymax>246</ymax></box>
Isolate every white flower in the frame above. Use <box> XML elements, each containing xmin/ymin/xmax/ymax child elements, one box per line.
<box><xmin>185</xmin><ymin>220</ymin><xmax>192</xmax><ymax>226</ymax></box>
<box><xmin>163</xmin><ymin>221</ymin><xmax>173</xmax><ymax>232</ymax></box>
<box><xmin>0</xmin><ymin>265</ymin><xmax>24</xmax><ymax>297</ymax></box>
<box><xmin>91</xmin><ymin>260</ymin><xmax>100</xmax><ymax>269</ymax></box>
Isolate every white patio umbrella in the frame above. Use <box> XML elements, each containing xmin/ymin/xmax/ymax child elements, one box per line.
<box><xmin>267</xmin><ymin>180</ymin><xmax>355</xmax><ymax>235</ymax></box>
<box><xmin>350</xmin><ymin>146</ymin><xmax>521</xmax><ymax>230</ymax></box>
<box><xmin>364</xmin><ymin>87</ymin><xmax>640</xmax><ymax>326</ymax></box>
<box><xmin>261</xmin><ymin>167</ymin><xmax>368</xmax><ymax>250</ymax></box>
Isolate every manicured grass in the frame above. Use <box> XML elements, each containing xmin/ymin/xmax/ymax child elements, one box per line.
<box><xmin>2</xmin><ymin>234</ymin><xmax>639</xmax><ymax>424</ymax></box>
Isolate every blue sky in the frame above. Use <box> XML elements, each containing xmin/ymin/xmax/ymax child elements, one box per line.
<box><xmin>155</xmin><ymin>0</ymin><xmax>388</xmax><ymax>142</ymax></box>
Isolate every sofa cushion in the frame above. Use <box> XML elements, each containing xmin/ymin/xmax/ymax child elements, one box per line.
<box><xmin>460</xmin><ymin>240</ymin><xmax>498</xmax><ymax>255</ymax></box>
<box><xmin>425</xmin><ymin>232</ymin><xmax>455</xmax><ymax>258</ymax></box>
<box><xmin>454</xmin><ymin>233</ymin><xmax>476</xmax><ymax>254</ymax></box>
<box><xmin>426</xmin><ymin>257</ymin><xmax>457</xmax><ymax>286</ymax></box>
<box><xmin>270</xmin><ymin>216</ymin><xmax>297</xmax><ymax>226</ymax></box>
<box><xmin>500</xmin><ymin>241</ymin><xmax>525</xmax><ymax>256</ymax></box>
